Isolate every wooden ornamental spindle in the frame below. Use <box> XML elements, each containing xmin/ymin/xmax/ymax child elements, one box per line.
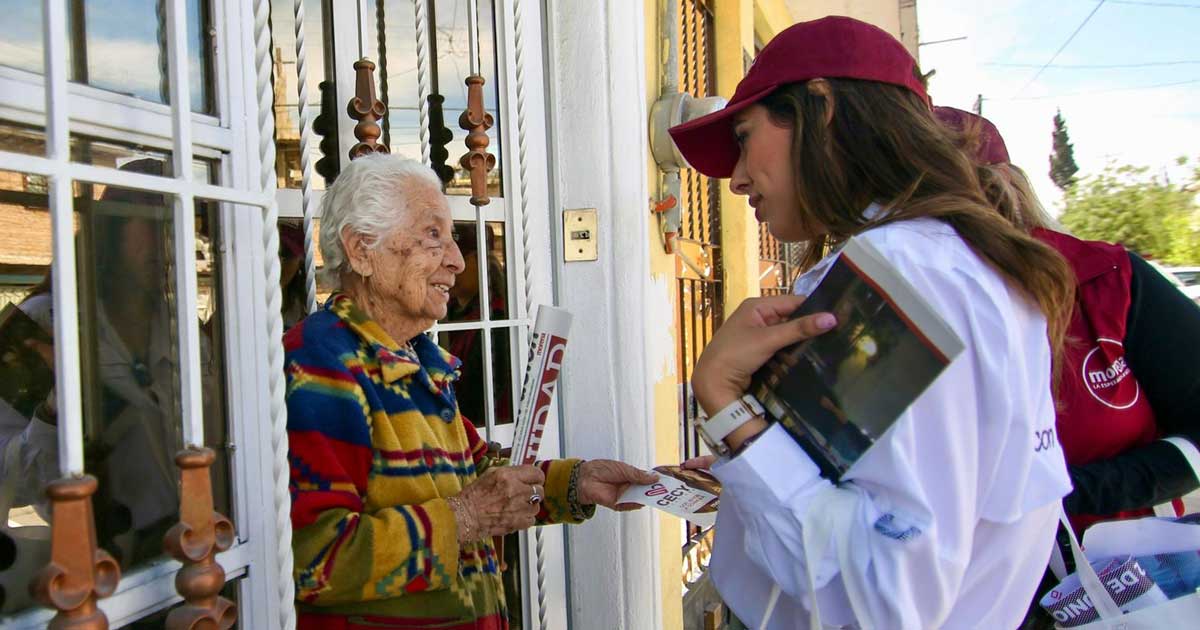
<box><xmin>347</xmin><ymin>59</ymin><xmax>391</xmax><ymax>160</ymax></box>
<box><xmin>31</xmin><ymin>476</ymin><xmax>121</xmax><ymax>630</ymax></box>
<box><xmin>163</xmin><ymin>448</ymin><xmax>237</xmax><ymax>630</ymax></box>
<box><xmin>457</xmin><ymin>75</ymin><xmax>495</xmax><ymax>206</ymax></box>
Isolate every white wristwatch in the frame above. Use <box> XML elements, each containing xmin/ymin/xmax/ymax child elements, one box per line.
<box><xmin>694</xmin><ymin>394</ymin><xmax>765</xmax><ymax>457</ymax></box>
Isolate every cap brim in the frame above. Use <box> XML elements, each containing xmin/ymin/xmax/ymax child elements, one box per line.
<box><xmin>667</xmin><ymin>86</ymin><xmax>774</xmax><ymax>178</ymax></box>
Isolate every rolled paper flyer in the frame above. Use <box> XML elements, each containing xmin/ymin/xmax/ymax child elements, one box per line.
<box><xmin>510</xmin><ymin>305</ymin><xmax>572</xmax><ymax>465</ymax></box>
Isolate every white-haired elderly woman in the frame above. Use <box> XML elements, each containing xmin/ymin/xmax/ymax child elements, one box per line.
<box><xmin>284</xmin><ymin>153</ymin><xmax>655</xmax><ymax>630</ymax></box>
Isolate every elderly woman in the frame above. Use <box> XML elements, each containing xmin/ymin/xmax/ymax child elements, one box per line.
<box><xmin>284</xmin><ymin>153</ymin><xmax>655</xmax><ymax>629</ymax></box>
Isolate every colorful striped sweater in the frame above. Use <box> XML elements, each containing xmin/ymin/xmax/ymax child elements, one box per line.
<box><xmin>285</xmin><ymin>294</ymin><xmax>591</xmax><ymax>628</ymax></box>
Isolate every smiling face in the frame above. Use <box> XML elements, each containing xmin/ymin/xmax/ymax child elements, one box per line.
<box><xmin>348</xmin><ymin>177</ymin><xmax>465</xmax><ymax>336</ymax></box>
<box><xmin>729</xmin><ymin>104</ymin><xmax>820</xmax><ymax>243</ymax></box>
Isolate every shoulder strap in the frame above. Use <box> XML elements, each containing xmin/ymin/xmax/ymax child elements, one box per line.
<box><xmin>1058</xmin><ymin>506</ymin><xmax>1123</xmax><ymax>619</ymax></box>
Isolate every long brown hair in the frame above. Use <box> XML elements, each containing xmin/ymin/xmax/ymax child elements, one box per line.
<box><xmin>759</xmin><ymin>79</ymin><xmax>1074</xmax><ymax>372</ymax></box>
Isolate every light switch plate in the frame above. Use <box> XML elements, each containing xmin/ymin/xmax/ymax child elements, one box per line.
<box><xmin>563</xmin><ymin>208</ymin><xmax>598</xmax><ymax>262</ymax></box>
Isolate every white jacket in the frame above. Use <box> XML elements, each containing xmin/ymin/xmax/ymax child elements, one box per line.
<box><xmin>709</xmin><ymin>215</ymin><xmax>1071</xmax><ymax>629</ymax></box>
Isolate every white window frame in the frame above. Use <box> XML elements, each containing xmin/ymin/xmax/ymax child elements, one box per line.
<box><xmin>0</xmin><ymin>0</ymin><xmax>288</xmax><ymax>628</ymax></box>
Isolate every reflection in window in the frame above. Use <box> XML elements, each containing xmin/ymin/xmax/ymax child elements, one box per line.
<box><xmin>0</xmin><ymin>0</ymin><xmax>215</xmax><ymax>114</ymax></box>
<box><xmin>0</xmin><ymin>147</ymin><xmax>230</xmax><ymax>613</ymax></box>
<box><xmin>440</xmin><ymin>221</ymin><xmax>512</xmax><ymax>429</ymax></box>
<box><xmin>446</xmin><ymin>220</ymin><xmax>508</xmax><ymax>324</ymax></box>
<box><xmin>376</xmin><ymin>0</ymin><xmax>502</xmax><ymax>196</ymax></box>
<box><xmin>270</xmin><ymin>0</ymin><xmax>330</xmax><ymax>190</ymax></box>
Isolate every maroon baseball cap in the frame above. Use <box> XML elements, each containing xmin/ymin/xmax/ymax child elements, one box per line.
<box><xmin>668</xmin><ymin>15</ymin><xmax>927</xmax><ymax>178</ymax></box>
<box><xmin>933</xmin><ymin>106</ymin><xmax>1010</xmax><ymax>165</ymax></box>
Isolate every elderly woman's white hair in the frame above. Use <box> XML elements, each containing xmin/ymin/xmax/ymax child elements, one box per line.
<box><xmin>318</xmin><ymin>153</ymin><xmax>444</xmax><ymax>289</ymax></box>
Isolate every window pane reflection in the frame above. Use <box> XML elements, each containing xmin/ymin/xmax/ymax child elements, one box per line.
<box><xmin>271</xmin><ymin>0</ymin><xmax>330</xmax><ymax>190</ymax></box>
<box><xmin>447</xmin><ymin>220</ymin><xmax>508</xmax><ymax>323</ymax></box>
<box><xmin>0</xmin><ymin>0</ymin><xmax>43</xmax><ymax>74</ymax></box>
<box><xmin>378</xmin><ymin>0</ymin><xmax>502</xmax><ymax>196</ymax></box>
<box><xmin>0</xmin><ymin>147</ymin><xmax>231</xmax><ymax>607</ymax></box>
<box><xmin>0</xmin><ymin>0</ymin><xmax>215</xmax><ymax>114</ymax></box>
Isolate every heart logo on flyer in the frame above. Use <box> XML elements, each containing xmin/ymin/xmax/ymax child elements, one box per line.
<box><xmin>645</xmin><ymin>484</ymin><xmax>668</xmax><ymax>497</ymax></box>
<box><xmin>1080</xmin><ymin>338</ymin><xmax>1139</xmax><ymax>410</ymax></box>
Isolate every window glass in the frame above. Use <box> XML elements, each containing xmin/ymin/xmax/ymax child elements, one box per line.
<box><xmin>0</xmin><ymin>0</ymin><xmax>216</xmax><ymax>114</ymax></box>
<box><xmin>270</xmin><ymin>0</ymin><xmax>330</xmax><ymax>190</ymax></box>
<box><xmin>376</xmin><ymin>0</ymin><xmax>502</xmax><ymax>196</ymax></box>
<box><xmin>0</xmin><ymin>137</ymin><xmax>230</xmax><ymax>614</ymax></box>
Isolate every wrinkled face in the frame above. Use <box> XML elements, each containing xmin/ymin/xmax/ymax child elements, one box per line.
<box><xmin>360</xmin><ymin>178</ymin><xmax>465</xmax><ymax>325</ymax></box>
<box><xmin>729</xmin><ymin>104</ymin><xmax>808</xmax><ymax>242</ymax></box>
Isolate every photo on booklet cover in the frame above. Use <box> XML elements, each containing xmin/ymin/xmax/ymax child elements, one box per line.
<box><xmin>752</xmin><ymin>237</ymin><xmax>963</xmax><ymax>479</ymax></box>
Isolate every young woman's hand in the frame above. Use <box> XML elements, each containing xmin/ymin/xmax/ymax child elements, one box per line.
<box><xmin>691</xmin><ymin>295</ymin><xmax>837</xmax><ymax>416</ymax></box>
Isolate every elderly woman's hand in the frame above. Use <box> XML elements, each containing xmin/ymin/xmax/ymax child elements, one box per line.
<box><xmin>576</xmin><ymin>460</ymin><xmax>659</xmax><ymax>511</ymax></box>
<box><xmin>449</xmin><ymin>465</ymin><xmax>546</xmax><ymax>544</ymax></box>
<box><xmin>691</xmin><ymin>295</ymin><xmax>836</xmax><ymax>416</ymax></box>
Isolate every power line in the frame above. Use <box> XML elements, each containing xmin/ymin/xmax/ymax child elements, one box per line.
<box><xmin>998</xmin><ymin>77</ymin><xmax>1200</xmax><ymax>101</ymax></box>
<box><xmin>1106</xmin><ymin>0</ymin><xmax>1200</xmax><ymax>8</ymax></box>
<box><xmin>1018</xmin><ymin>0</ymin><xmax>1108</xmax><ymax>94</ymax></box>
<box><xmin>988</xmin><ymin>60</ymin><xmax>1200</xmax><ymax>69</ymax></box>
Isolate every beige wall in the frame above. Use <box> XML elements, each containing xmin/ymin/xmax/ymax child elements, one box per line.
<box><xmin>785</xmin><ymin>0</ymin><xmax>919</xmax><ymax>57</ymax></box>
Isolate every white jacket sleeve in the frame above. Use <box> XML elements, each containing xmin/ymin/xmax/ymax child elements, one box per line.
<box><xmin>709</xmin><ymin>234</ymin><xmax>1071</xmax><ymax>629</ymax></box>
<box><xmin>0</xmin><ymin>399</ymin><xmax>60</xmax><ymax>511</ymax></box>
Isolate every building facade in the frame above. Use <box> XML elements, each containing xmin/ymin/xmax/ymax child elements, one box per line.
<box><xmin>0</xmin><ymin>1</ymin><xmax>914</xmax><ymax>628</ymax></box>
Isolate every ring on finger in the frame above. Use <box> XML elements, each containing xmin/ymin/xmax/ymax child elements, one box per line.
<box><xmin>528</xmin><ymin>484</ymin><xmax>543</xmax><ymax>505</ymax></box>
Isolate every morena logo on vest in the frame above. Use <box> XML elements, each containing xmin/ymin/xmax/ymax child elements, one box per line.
<box><xmin>1080</xmin><ymin>338</ymin><xmax>1140</xmax><ymax>410</ymax></box>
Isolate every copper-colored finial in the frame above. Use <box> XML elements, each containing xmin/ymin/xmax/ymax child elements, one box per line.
<box><xmin>347</xmin><ymin>59</ymin><xmax>390</xmax><ymax>160</ymax></box>
<box><xmin>31</xmin><ymin>475</ymin><xmax>121</xmax><ymax>630</ymax></box>
<box><xmin>458</xmin><ymin>74</ymin><xmax>495</xmax><ymax>206</ymax></box>
<box><xmin>162</xmin><ymin>448</ymin><xmax>237</xmax><ymax>630</ymax></box>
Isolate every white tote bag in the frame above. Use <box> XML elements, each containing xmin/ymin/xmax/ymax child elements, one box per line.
<box><xmin>0</xmin><ymin>437</ymin><xmax>51</xmax><ymax>614</ymax></box>
<box><xmin>1054</xmin><ymin>510</ymin><xmax>1200</xmax><ymax>629</ymax></box>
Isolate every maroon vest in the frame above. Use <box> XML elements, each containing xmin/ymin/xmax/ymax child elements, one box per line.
<box><xmin>1033</xmin><ymin>229</ymin><xmax>1177</xmax><ymax>529</ymax></box>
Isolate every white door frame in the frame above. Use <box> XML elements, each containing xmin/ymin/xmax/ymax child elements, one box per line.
<box><xmin>543</xmin><ymin>1</ymin><xmax>665</xmax><ymax>629</ymax></box>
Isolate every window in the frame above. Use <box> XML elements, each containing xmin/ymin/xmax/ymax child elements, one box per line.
<box><xmin>0</xmin><ymin>1</ymin><xmax>278</xmax><ymax>627</ymax></box>
<box><xmin>0</xmin><ymin>0</ymin><xmax>216</xmax><ymax>114</ymax></box>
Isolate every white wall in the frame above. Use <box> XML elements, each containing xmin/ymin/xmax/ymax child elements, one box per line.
<box><xmin>542</xmin><ymin>1</ymin><xmax>663</xmax><ymax>628</ymax></box>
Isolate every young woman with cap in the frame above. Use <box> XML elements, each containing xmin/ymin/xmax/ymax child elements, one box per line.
<box><xmin>934</xmin><ymin>105</ymin><xmax>1200</xmax><ymax>544</ymax></box>
<box><xmin>672</xmin><ymin>16</ymin><xmax>1076</xmax><ymax>629</ymax></box>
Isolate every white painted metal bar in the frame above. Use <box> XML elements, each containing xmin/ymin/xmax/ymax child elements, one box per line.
<box><xmin>476</xmin><ymin>209</ymin><xmax>497</xmax><ymax>436</ymax></box>
<box><xmin>411</xmin><ymin>0</ymin><xmax>432</xmax><ymax>164</ymax></box>
<box><xmin>43</xmin><ymin>0</ymin><xmax>85</xmax><ymax>477</ymax></box>
<box><xmin>0</xmin><ymin>151</ymin><xmax>273</xmax><ymax>207</ymax></box>
<box><xmin>0</xmin><ymin>68</ymin><xmax>234</xmax><ymax>152</ymax></box>
<box><xmin>0</xmin><ymin>541</ymin><xmax>254</xmax><ymax>630</ymax></box>
<box><xmin>165</xmin><ymin>0</ymin><xmax>205</xmax><ymax>448</ymax></box>
<box><xmin>467</xmin><ymin>0</ymin><xmax>481</xmax><ymax>76</ymax></box>
<box><xmin>292</xmin><ymin>0</ymin><xmax>320</xmax><ymax>313</ymax></box>
<box><xmin>430</xmin><ymin>318</ymin><xmax>528</xmax><ymax>332</ymax></box>
<box><xmin>252</xmin><ymin>0</ymin><xmax>298</xmax><ymax>625</ymax></box>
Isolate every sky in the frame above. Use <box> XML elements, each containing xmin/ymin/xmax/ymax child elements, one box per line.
<box><xmin>916</xmin><ymin>0</ymin><xmax>1200</xmax><ymax>212</ymax></box>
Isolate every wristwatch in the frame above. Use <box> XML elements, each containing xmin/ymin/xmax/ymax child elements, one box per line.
<box><xmin>694</xmin><ymin>394</ymin><xmax>764</xmax><ymax>457</ymax></box>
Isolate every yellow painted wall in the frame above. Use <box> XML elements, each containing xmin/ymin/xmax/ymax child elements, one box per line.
<box><xmin>644</xmin><ymin>2</ymin><xmax>685</xmax><ymax>629</ymax></box>
<box><xmin>714</xmin><ymin>0</ymin><xmax>762</xmax><ymax>312</ymax></box>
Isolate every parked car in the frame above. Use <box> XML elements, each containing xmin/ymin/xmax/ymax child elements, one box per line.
<box><xmin>1167</xmin><ymin>266</ymin><xmax>1200</xmax><ymax>288</ymax></box>
<box><xmin>1149</xmin><ymin>262</ymin><xmax>1200</xmax><ymax>304</ymax></box>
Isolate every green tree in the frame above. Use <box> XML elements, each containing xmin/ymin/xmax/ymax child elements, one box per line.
<box><xmin>1049</xmin><ymin>109</ymin><xmax>1080</xmax><ymax>191</ymax></box>
<box><xmin>1059</xmin><ymin>158</ymin><xmax>1200</xmax><ymax>265</ymax></box>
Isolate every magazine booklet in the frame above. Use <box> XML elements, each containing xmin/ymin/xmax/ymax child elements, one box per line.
<box><xmin>749</xmin><ymin>236</ymin><xmax>965</xmax><ymax>480</ymax></box>
<box><xmin>618</xmin><ymin>465</ymin><xmax>721</xmax><ymax>528</ymax></box>
<box><xmin>0</xmin><ymin>302</ymin><xmax>54</xmax><ymax>418</ymax></box>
